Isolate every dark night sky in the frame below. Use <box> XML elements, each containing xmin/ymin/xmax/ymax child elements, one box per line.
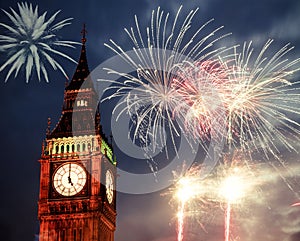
<box><xmin>1</xmin><ymin>0</ymin><xmax>300</xmax><ymax>241</ymax></box>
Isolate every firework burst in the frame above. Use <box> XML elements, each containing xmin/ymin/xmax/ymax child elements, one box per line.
<box><xmin>100</xmin><ymin>5</ymin><xmax>231</xmax><ymax>154</ymax></box>
<box><xmin>174</xmin><ymin>40</ymin><xmax>300</xmax><ymax>159</ymax></box>
<box><xmin>0</xmin><ymin>2</ymin><xmax>78</xmax><ymax>82</ymax></box>
<box><xmin>222</xmin><ymin>40</ymin><xmax>300</xmax><ymax>158</ymax></box>
<box><xmin>172</xmin><ymin>59</ymin><xmax>229</xmax><ymax>145</ymax></box>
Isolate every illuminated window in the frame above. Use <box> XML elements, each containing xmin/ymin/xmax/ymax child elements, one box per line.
<box><xmin>76</xmin><ymin>100</ymin><xmax>88</xmax><ymax>107</ymax></box>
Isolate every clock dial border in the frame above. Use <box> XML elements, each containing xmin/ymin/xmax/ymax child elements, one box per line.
<box><xmin>52</xmin><ymin>162</ymin><xmax>87</xmax><ymax>197</ymax></box>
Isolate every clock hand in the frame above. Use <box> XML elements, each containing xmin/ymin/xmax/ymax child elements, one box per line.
<box><xmin>68</xmin><ymin>176</ymin><xmax>73</xmax><ymax>186</ymax></box>
<box><xmin>68</xmin><ymin>164</ymin><xmax>74</xmax><ymax>186</ymax></box>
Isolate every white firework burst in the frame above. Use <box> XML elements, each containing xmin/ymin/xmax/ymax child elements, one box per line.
<box><xmin>0</xmin><ymin>2</ymin><xmax>78</xmax><ymax>82</ymax></box>
<box><xmin>100</xmin><ymin>6</ymin><xmax>231</xmax><ymax>154</ymax></box>
<box><xmin>221</xmin><ymin>40</ymin><xmax>300</xmax><ymax>158</ymax></box>
<box><xmin>173</xmin><ymin>39</ymin><xmax>300</xmax><ymax>159</ymax></box>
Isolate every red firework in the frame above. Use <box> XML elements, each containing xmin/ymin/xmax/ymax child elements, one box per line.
<box><xmin>172</xmin><ymin>59</ymin><xmax>229</xmax><ymax>144</ymax></box>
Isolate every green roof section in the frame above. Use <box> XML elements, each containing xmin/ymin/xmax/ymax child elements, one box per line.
<box><xmin>101</xmin><ymin>138</ymin><xmax>116</xmax><ymax>165</ymax></box>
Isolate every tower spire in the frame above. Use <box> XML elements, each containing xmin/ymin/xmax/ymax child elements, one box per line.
<box><xmin>64</xmin><ymin>25</ymin><xmax>90</xmax><ymax>91</ymax></box>
<box><xmin>81</xmin><ymin>23</ymin><xmax>87</xmax><ymax>44</ymax></box>
<box><xmin>48</xmin><ymin>26</ymin><xmax>93</xmax><ymax>138</ymax></box>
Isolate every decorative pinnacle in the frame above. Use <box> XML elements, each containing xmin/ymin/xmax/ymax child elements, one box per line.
<box><xmin>81</xmin><ymin>23</ymin><xmax>87</xmax><ymax>44</ymax></box>
<box><xmin>46</xmin><ymin>117</ymin><xmax>51</xmax><ymax>136</ymax></box>
<box><xmin>41</xmin><ymin>140</ymin><xmax>45</xmax><ymax>156</ymax></box>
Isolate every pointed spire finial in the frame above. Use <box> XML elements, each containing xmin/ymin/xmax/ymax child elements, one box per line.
<box><xmin>81</xmin><ymin>23</ymin><xmax>87</xmax><ymax>44</ymax></box>
<box><xmin>46</xmin><ymin>117</ymin><xmax>51</xmax><ymax>136</ymax></box>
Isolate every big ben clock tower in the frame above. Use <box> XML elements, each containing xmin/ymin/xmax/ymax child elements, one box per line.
<box><xmin>38</xmin><ymin>26</ymin><xmax>117</xmax><ymax>241</ymax></box>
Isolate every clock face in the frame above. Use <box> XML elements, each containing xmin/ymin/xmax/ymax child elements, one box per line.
<box><xmin>105</xmin><ymin>170</ymin><xmax>114</xmax><ymax>204</ymax></box>
<box><xmin>53</xmin><ymin>163</ymin><xmax>87</xmax><ymax>196</ymax></box>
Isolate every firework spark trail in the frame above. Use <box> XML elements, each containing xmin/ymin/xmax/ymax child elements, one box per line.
<box><xmin>177</xmin><ymin>199</ymin><xmax>185</xmax><ymax>241</ymax></box>
<box><xmin>292</xmin><ymin>202</ymin><xmax>300</xmax><ymax>207</ymax></box>
<box><xmin>175</xmin><ymin>177</ymin><xmax>192</xmax><ymax>241</ymax></box>
<box><xmin>171</xmin><ymin>163</ymin><xmax>232</xmax><ymax>241</ymax></box>
<box><xmin>225</xmin><ymin>201</ymin><xmax>231</xmax><ymax>241</ymax></box>
<box><xmin>215</xmin><ymin>158</ymin><xmax>258</xmax><ymax>241</ymax></box>
<box><xmin>171</xmin><ymin>156</ymin><xmax>300</xmax><ymax>241</ymax></box>
<box><xmin>173</xmin><ymin>165</ymin><xmax>206</xmax><ymax>241</ymax></box>
<box><xmin>100</xmin><ymin>5</ymin><xmax>231</xmax><ymax>155</ymax></box>
<box><xmin>0</xmin><ymin>2</ymin><xmax>78</xmax><ymax>82</ymax></box>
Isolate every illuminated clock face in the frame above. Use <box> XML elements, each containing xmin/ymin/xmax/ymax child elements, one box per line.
<box><xmin>105</xmin><ymin>170</ymin><xmax>114</xmax><ymax>204</ymax></box>
<box><xmin>53</xmin><ymin>163</ymin><xmax>87</xmax><ymax>196</ymax></box>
